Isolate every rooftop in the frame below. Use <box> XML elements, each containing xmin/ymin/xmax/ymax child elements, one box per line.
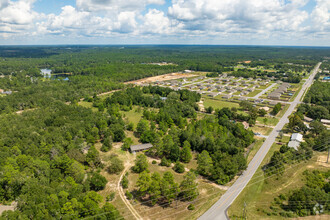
<box><xmin>130</xmin><ymin>143</ymin><xmax>153</xmax><ymax>152</ymax></box>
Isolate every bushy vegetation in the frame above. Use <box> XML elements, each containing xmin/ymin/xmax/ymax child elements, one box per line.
<box><xmin>134</xmin><ymin>171</ymin><xmax>198</xmax><ymax>206</ymax></box>
<box><xmin>270</xmin><ymin>170</ymin><xmax>330</xmax><ymax>217</ymax></box>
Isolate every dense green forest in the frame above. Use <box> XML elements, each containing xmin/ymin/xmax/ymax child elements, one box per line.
<box><xmin>302</xmin><ymin>81</ymin><xmax>330</xmax><ymax>119</ymax></box>
<box><xmin>0</xmin><ymin>46</ymin><xmax>329</xmax><ymax>219</ymax></box>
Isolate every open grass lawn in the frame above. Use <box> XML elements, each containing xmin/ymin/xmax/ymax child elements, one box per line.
<box><xmin>228</xmin><ymin>142</ymin><xmax>329</xmax><ymax>220</ymax></box>
<box><xmin>247</xmin><ymin>90</ymin><xmax>262</xmax><ymax>97</ymax></box>
<box><xmin>257</xmin><ymin>116</ymin><xmax>279</xmax><ymax>126</ymax></box>
<box><xmin>251</xmin><ymin>125</ymin><xmax>273</xmax><ymax>136</ymax></box>
<box><xmin>120</xmin><ymin>106</ymin><xmax>144</xmax><ymax>127</ymax></box>
<box><xmin>203</xmin><ymin>97</ymin><xmax>240</xmax><ymax>110</ymax></box>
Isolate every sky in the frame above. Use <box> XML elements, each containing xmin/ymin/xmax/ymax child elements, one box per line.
<box><xmin>0</xmin><ymin>0</ymin><xmax>329</xmax><ymax>46</ymax></box>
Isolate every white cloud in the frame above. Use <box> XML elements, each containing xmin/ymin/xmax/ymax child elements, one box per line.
<box><xmin>0</xmin><ymin>0</ymin><xmax>328</xmax><ymax>45</ymax></box>
<box><xmin>0</xmin><ymin>0</ymin><xmax>38</xmax><ymax>38</ymax></box>
<box><xmin>112</xmin><ymin>11</ymin><xmax>137</xmax><ymax>33</ymax></box>
<box><xmin>142</xmin><ymin>9</ymin><xmax>171</xmax><ymax>34</ymax></box>
<box><xmin>168</xmin><ymin>0</ymin><xmax>309</xmax><ymax>34</ymax></box>
<box><xmin>76</xmin><ymin>0</ymin><xmax>165</xmax><ymax>12</ymax></box>
<box><xmin>311</xmin><ymin>0</ymin><xmax>330</xmax><ymax>31</ymax></box>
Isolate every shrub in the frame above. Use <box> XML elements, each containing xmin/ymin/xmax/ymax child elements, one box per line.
<box><xmin>173</xmin><ymin>161</ymin><xmax>185</xmax><ymax>173</ymax></box>
<box><xmin>90</xmin><ymin>172</ymin><xmax>107</xmax><ymax>191</ymax></box>
<box><xmin>106</xmin><ymin>192</ymin><xmax>116</xmax><ymax>201</ymax></box>
<box><xmin>107</xmin><ymin>156</ymin><xmax>124</xmax><ymax>174</ymax></box>
<box><xmin>152</xmin><ymin>160</ymin><xmax>157</xmax><ymax>164</ymax></box>
<box><xmin>187</xmin><ymin>204</ymin><xmax>195</xmax><ymax>210</ymax></box>
<box><xmin>121</xmin><ymin>175</ymin><xmax>129</xmax><ymax>189</ymax></box>
<box><xmin>160</xmin><ymin>157</ymin><xmax>171</xmax><ymax>167</ymax></box>
<box><xmin>125</xmin><ymin>191</ymin><xmax>133</xmax><ymax>200</ymax></box>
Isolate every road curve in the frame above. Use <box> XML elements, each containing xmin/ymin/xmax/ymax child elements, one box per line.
<box><xmin>198</xmin><ymin>62</ymin><xmax>321</xmax><ymax>220</ymax></box>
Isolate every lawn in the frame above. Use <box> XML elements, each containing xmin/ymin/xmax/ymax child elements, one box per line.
<box><xmin>258</xmin><ymin>84</ymin><xmax>272</xmax><ymax>90</ymax></box>
<box><xmin>203</xmin><ymin>98</ymin><xmax>239</xmax><ymax>110</ymax></box>
<box><xmin>228</xmin><ymin>143</ymin><xmax>329</xmax><ymax>220</ymax></box>
<box><xmin>247</xmin><ymin>90</ymin><xmax>262</xmax><ymax>97</ymax></box>
<box><xmin>256</xmin><ymin>116</ymin><xmax>279</xmax><ymax>126</ymax></box>
<box><xmin>251</xmin><ymin>125</ymin><xmax>273</xmax><ymax>136</ymax></box>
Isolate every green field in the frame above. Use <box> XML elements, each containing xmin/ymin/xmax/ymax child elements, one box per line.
<box><xmin>120</xmin><ymin>106</ymin><xmax>144</xmax><ymax>127</ymax></box>
<box><xmin>203</xmin><ymin>98</ymin><xmax>239</xmax><ymax>110</ymax></box>
<box><xmin>256</xmin><ymin>116</ymin><xmax>279</xmax><ymax>126</ymax></box>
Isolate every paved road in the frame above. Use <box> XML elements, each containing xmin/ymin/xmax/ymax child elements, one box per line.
<box><xmin>198</xmin><ymin>62</ymin><xmax>321</xmax><ymax>220</ymax></box>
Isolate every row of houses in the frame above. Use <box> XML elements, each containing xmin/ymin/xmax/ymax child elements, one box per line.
<box><xmin>268</xmin><ymin>83</ymin><xmax>291</xmax><ymax>100</ymax></box>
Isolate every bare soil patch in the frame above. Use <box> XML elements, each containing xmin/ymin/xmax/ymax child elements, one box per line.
<box><xmin>317</xmin><ymin>155</ymin><xmax>330</xmax><ymax>168</ymax></box>
<box><xmin>125</xmin><ymin>73</ymin><xmax>197</xmax><ymax>85</ymax></box>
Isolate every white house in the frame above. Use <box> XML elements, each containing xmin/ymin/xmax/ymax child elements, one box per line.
<box><xmin>291</xmin><ymin>133</ymin><xmax>303</xmax><ymax>142</ymax></box>
<box><xmin>288</xmin><ymin>133</ymin><xmax>303</xmax><ymax>151</ymax></box>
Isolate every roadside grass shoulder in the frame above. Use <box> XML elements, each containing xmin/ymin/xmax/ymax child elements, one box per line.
<box><xmin>276</xmin><ymin>104</ymin><xmax>289</xmax><ymax>118</ymax></box>
<box><xmin>246</xmin><ymin>138</ymin><xmax>265</xmax><ymax>164</ymax></box>
<box><xmin>228</xmin><ymin>143</ymin><xmax>328</xmax><ymax>220</ymax></box>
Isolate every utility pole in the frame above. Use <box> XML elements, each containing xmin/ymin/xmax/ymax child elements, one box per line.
<box><xmin>242</xmin><ymin>201</ymin><xmax>247</xmax><ymax>220</ymax></box>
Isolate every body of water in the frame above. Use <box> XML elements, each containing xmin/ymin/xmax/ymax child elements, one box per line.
<box><xmin>40</xmin><ymin>69</ymin><xmax>69</xmax><ymax>81</ymax></box>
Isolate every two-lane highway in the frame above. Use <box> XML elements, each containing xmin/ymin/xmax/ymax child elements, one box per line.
<box><xmin>198</xmin><ymin>62</ymin><xmax>322</xmax><ymax>220</ymax></box>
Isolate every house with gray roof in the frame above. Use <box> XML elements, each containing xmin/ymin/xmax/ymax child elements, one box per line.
<box><xmin>130</xmin><ymin>143</ymin><xmax>153</xmax><ymax>153</ymax></box>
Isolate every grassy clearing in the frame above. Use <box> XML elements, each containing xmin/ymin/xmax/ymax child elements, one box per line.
<box><xmin>78</xmin><ymin>101</ymin><xmax>99</xmax><ymax>112</ymax></box>
<box><xmin>251</xmin><ymin>125</ymin><xmax>273</xmax><ymax>136</ymax></box>
<box><xmin>256</xmin><ymin>116</ymin><xmax>279</xmax><ymax>126</ymax></box>
<box><xmin>228</xmin><ymin>142</ymin><xmax>329</xmax><ymax>220</ymax></box>
<box><xmin>203</xmin><ymin>98</ymin><xmax>239</xmax><ymax>110</ymax></box>
<box><xmin>121</xmin><ymin>106</ymin><xmax>143</xmax><ymax>127</ymax></box>
<box><xmin>247</xmin><ymin>90</ymin><xmax>262</xmax><ymax>97</ymax></box>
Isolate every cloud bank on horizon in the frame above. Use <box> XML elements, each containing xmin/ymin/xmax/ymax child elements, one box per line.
<box><xmin>0</xmin><ymin>0</ymin><xmax>329</xmax><ymax>45</ymax></box>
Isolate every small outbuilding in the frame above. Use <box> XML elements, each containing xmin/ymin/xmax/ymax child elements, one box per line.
<box><xmin>130</xmin><ymin>143</ymin><xmax>153</xmax><ymax>153</ymax></box>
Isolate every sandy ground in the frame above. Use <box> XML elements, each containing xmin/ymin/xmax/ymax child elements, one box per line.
<box><xmin>317</xmin><ymin>155</ymin><xmax>330</xmax><ymax>168</ymax></box>
<box><xmin>125</xmin><ymin>73</ymin><xmax>197</xmax><ymax>85</ymax></box>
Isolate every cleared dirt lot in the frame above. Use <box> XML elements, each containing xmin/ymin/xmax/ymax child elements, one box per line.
<box><xmin>125</xmin><ymin>72</ymin><xmax>197</xmax><ymax>85</ymax></box>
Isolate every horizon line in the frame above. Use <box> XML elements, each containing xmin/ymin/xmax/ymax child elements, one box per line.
<box><xmin>0</xmin><ymin>44</ymin><xmax>329</xmax><ymax>48</ymax></box>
